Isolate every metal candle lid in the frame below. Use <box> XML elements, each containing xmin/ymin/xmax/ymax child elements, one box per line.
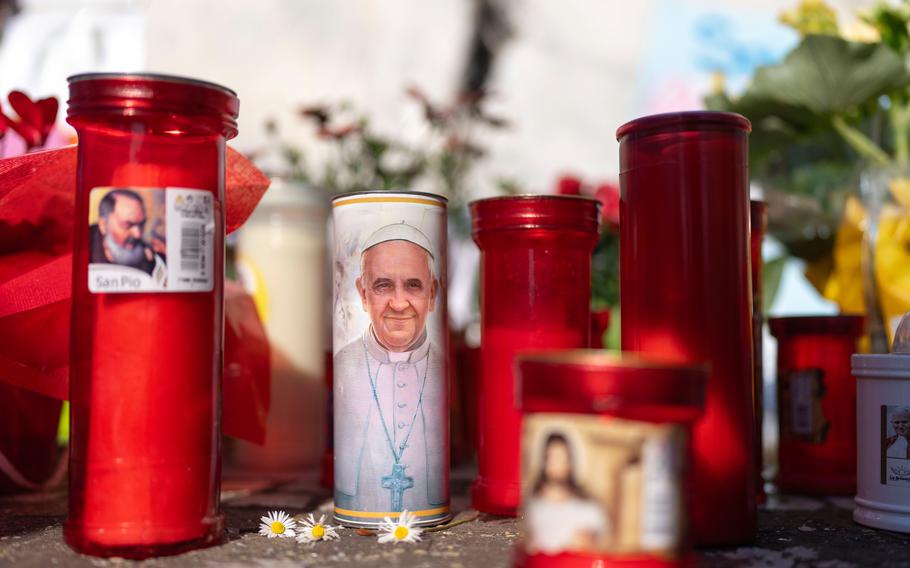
<box><xmin>853</xmin><ymin>311</ymin><xmax>910</xmax><ymax>378</ymax></box>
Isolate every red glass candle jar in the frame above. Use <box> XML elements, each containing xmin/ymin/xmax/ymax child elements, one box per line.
<box><xmin>470</xmin><ymin>195</ymin><xmax>600</xmax><ymax>516</ymax></box>
<box><xmin>514</xmin><ymin>351</ymin><xmax>705</xmax><ymax>568</ymax></box>
<box><xmin>750</xmin><ymin>200</ymin><xmax>768</xmax><ymax>502</ymax></box>
<box><xmin>617</xmin><ymin>112</ymin><xmax>756</xmax><ymax>546</ymax></box>
<box><xmin>770</xmin><ymin>315</ymin><xmax>864</xmax><ymax>495</ymax></box>
<box><xmin>65</xmin><ymin>73</ymin><xmax>238</xmax><ymax>558</ymax></box>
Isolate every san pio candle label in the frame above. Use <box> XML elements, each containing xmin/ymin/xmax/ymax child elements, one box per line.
<box><xmin>88</xmin><ymin>187</ymin><xmax>215</xmax><ymax>293</ymax></box>
<box><xmin>521</xmin><ymin>414</ymin><xmax>686</xmax><ymax>558</ymax></box>
<box><xmin>331</xmin><ymin>190</ymin><xmax>450</xmax><ymax>528</ymax></box>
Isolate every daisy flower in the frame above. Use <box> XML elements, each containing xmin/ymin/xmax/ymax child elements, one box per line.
<box><xmin>259</xmin><ymin>510</ymin><xmax>297</xmax><ymax>539</ymax></box>
<box><xmin>377</xmin><ymin>509</ymin><xmax>423</xmax><ymax>544</ymax></box>
<box><xmin>296</xmin><ymin>513</ymin><xmax>341</xmax><ymax>543</ymax></box>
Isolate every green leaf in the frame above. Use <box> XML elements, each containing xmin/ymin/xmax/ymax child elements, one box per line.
<box><xmin>747</xmin><ymin>35</ymin><xmax>910</xmax><ymax>115</ymax></box>
<box><xmin>863</xmin><ymin>3</ymin><xmax>910</xmax><ymax>54</ymax></box>
<box><xmin>763</xmin><ymin>256</ymin><xmax>788</xmax><ymax>310</ymax></box>
<box><xmin>606</xmin><ymin>307</ymin><xmax>621</xmax><ymax>351</ymax></box>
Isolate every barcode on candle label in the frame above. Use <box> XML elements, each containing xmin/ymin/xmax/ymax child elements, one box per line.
<box><xmin>167</xmin><ymin>188</ymin><xmax>214</xmax><ymax>291</ymax></box>
<box><xmin>87</xmin><ymin>187</ymin><xmax>215</xmax><ymax>293</ymax></box>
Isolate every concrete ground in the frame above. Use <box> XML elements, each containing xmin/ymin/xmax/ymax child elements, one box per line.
<box><xmin>1</xmin><ymin>469</ymin><xmax>908</xmax><ymax>567</ymax></box>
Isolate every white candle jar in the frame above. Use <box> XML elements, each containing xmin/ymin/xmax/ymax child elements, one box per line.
<box><xmin>232</xmin><ymin>178</ymin><xmax>330</xmax><ymax>471</ymax></box>
<box><xmin>853</xmin><ymin>312</ymin><xmax>910</xmax><ymax>533</ymax></box>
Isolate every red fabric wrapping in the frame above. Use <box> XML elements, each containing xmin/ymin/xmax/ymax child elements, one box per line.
<box><xmin>223</xmin><ymin>281</ymin><xmax>270</xmax><ymax>444</ymax></box>
<box><xmin>0</xmin><ymin>145</ymin><xmax>271</xmax><ymax>443</ymax></box>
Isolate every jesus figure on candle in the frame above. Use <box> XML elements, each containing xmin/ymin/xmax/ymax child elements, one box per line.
<box><xmin>334</xmin><ymin>222</ymin><xmax>447</xmax><ymax>519</ymax></box>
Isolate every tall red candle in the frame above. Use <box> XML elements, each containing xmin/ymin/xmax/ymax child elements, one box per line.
<box><xmin>470</xmin><ymin>195</ymin><xmax>600</xmax><ymax>516</ymax></box>
<box><xmin>750</xmin><ymin>200</ymin><xmax>767</xmax><ymax>502</ymax></box>
<box><xmin>770</xmin><ymin>315</ymin><xmax>863</xmax><ymax>495</ymax></box>
<box><xmin>65</xmin><ymin>73</ymin><xmax>239</xmax><ymax>558</ymax></box>
<box><xmin>617</xmin><ymin>112</ymin><xmax>756</xmax><ymax>545</ymax></box>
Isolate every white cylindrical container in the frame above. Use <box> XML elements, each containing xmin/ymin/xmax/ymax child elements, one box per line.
<box><xmin>853</xmin><ymin>312</ymin><xmax>910</xmax><ymax>533</ymax></box>
<box><xmin>232</xmin><ymin>178</ymin><xmax>329</xmax><ymax>471</ymax></box>
<box><xmin>331</xmin><ymin>190</ymin><xmax>450</xmax><ymax>528</ymax></box>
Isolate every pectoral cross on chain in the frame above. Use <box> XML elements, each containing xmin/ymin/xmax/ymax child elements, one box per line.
<box><xmin>382</xmin><ymin>463</ymin><xmax>414</xmax><ymax>512</ymax></box>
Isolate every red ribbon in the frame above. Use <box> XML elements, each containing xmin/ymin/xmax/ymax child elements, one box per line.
<box><xmin>0</xmin><ymin>145</ymin><xmax>271</xmax><ymax>444</ymax></box>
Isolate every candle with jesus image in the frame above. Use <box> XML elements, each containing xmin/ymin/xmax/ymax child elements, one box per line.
<box><xmin>515</xmin><ymin>352</ymin><xmax>705</xmax><ymax>566</ymax></box>
<box><xmin>331</xmin><ymin>191</ymin><xmax>450</xmax><ymax>528</ymax></box>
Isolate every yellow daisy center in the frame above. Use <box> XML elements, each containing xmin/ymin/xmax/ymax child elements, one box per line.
<box><xmin>271</xmin><ymin>521</ymin><xmax>286</xmax><ymax>535</ymax></box>
<box><xmin>394</xmin><ymin>526</ymin><xmax>409</xmax><ymax>540</ymax></box>
<box><xmin>312</xmin><ymin>525</ymin><xmax>326</xmax><ymax>539</ymax></box>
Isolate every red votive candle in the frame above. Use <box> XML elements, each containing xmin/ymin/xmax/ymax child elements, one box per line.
<box><xmin>617</xmin><ymin>112</ymin><xmax>757</xmax><ymax>546</ymax></box>
<box><xmin>770</xmin><ymin>315</ymin><xmax>864</xmax><ymax>495</ymax></box>
<box><xmin>514</xmin><ymin>351</ymin><xmax>706</xmax><ymax>568</ymax></box>
<box><xmin>470</xmin><ymin>195</ymin><xmax>600</xmax><ymax>516</ymax></box>
<box><xmin>750</xmin><ymin>200</ymin><xmax>767</xmax><ymax>502</ymax></box>
<box><xmin>65</xmin><ymin>73</ymin><xmax>239</xmax><ymax>558</ymax></box>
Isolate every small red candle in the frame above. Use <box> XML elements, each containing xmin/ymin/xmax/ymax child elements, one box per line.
<box><xmin>65</xmin><ymin>73</ymin><xmax>238</xmax><ymax>558</ymax></box>
<box><xmin>514</xmin><ymin>351</ymin><xmax>706</xmax><ymax>568</ymax></box>
<box><xmin>750</xmin><ymin>200</ymin><xmax>768</xmax><ymax>502</ymax></box>
<box><xmin>617</xmin><ymin>112</ymin><xmax>757</xmax><ymax>545</ymax></box>
<box><xmin>470</xmin><ymin>196</ymin><xmax>600</xmax><ymax>516</ymax></box>
<box><xmin>770</xmin><ymin>315</ymin><xmax>863</xmax><ymax>495</ymax></box>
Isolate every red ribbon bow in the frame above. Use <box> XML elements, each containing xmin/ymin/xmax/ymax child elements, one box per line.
<box><xmin>0</xmin><ymin>146</ymin><xmax>271</xmax><ymax>443</ymax></box>
<box><xmin>0</xmin><ymin>91</ymin><xmax>59</xmax><ymax>150</ymax></box>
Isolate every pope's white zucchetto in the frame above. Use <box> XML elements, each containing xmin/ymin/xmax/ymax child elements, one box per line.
<box><xmin>361</xmin><ymin>221</ymin><xmax>435</xmax><ymax>259</ymax></box>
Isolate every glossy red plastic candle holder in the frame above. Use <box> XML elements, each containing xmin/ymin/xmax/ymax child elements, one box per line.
<box><xmin>750</xmin><ymin>200</ymin><xmax>768</xmax><ymax>502</ymax></box>
<box><xmin>514</xmin><ymin>351</ymin><xmax>706</xmax><ymax>568</ymax></box>
<box><xmin>770</xmin><ymin>315</ymin><xmax>864</xmax><ymax>495</ymax></box>
<box><xmin>65</xmin><ymin>73</ymin><xmax>239</xmax><ymax>558</ymax></box>
<box><xmin>617</xmin><ymin>112</ymin><xmax>757</xmax><ymax>546</ymax></box>
<box><xmin>470</xmin><ymin>195</ymin><xmax>600</xmax><ymax>516</ymax></box>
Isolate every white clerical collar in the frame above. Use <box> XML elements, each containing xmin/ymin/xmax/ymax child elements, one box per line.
<box><xmin>364</xmin><ymin>326</ymin><xmax>430</xmax><ymax>364</ymax></box>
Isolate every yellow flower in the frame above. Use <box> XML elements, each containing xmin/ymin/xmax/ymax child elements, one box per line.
<box><xmin>842</xmin><ymin>18</ymin><xmax>881</xmax><ymax>43</ymax></box>
<box><xmin>780</xmin><ymin>0</ymin><xmax>840</xmax><ymax>37</ymax></box>
<box><xmin>808</xmin><ymin>182</ymin><xmax>910</xmax><ymax>345</ymax></box>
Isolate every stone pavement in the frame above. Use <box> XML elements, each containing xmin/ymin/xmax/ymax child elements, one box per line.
<box><xmin>1</xmin><ymin>469</ymin><xmax>909</xmax><ymax>567</ymax></box>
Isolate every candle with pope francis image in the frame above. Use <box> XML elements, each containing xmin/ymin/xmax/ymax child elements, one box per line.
<box><xmin>331</xmin><ymin>190</ymin><xmax>451</xmax><ymax>528</ymax></box>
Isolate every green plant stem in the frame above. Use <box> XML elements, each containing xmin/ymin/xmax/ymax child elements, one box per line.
<box><xmin>831</xmin><ymin>114</ymin><xmax>892</xmax><ymax>166</ymax></box>
<box><xmin>891</xmin><ymin>102</ymin><xmax>910</xmax><ymax>165</ymax></box>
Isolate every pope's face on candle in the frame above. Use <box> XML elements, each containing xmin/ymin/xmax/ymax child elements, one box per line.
<box><xmin>894</xmin><ymin>412</ymin><xmax>910</xmax><ymax>438</ymax></box>
<box><xmin>356</xmin><ymin>240</ymin><xmax>437</xmax><ymax>352</ymax></box>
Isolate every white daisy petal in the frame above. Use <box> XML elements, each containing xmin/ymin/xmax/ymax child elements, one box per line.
<box><xmin>257</xmin><ymin>510</ymin><xmax>299</xmax><ymax>539</ymax></box>
<box><xmin>294</xmin><ymin>511</ymin><xmax>343</xmax><ymax>544</ymax></box>
<box><xmin>376</xmin><ymin>509</ymin><xmax>425</xmax><ymax>545</ymax></box>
